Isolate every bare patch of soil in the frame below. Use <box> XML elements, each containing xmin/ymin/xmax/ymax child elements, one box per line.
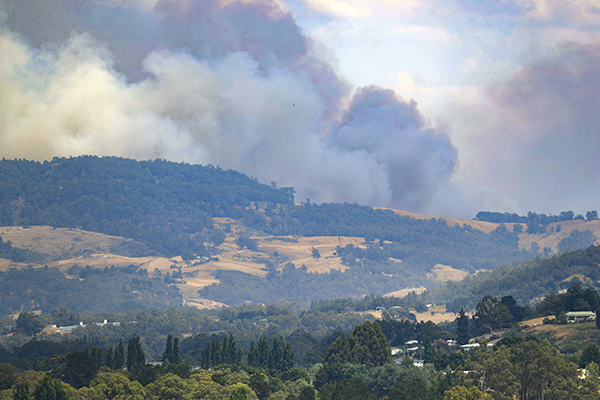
<box><xmin>518</xmin><ymin>316</ymin><xmax>554</xmax><ymax>328</ymax></box>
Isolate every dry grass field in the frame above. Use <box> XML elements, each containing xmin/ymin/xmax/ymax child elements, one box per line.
<box><xmin>380</xmin><ymin>209</ymin><xmax>600</xmax><ymax>253</ymax></box>
<box><xmin>0</xmin><ymin>225</ymin><xmax>367</xmax><ymax>309</ymax></box>
<box><xmin>380</xmin><ymin>209</ymin><xmax>504</xmax><ymax>234</ymax></box>
<box><xmin>5</xmin><ymin>210</ymin><xmax>596</xmax><ymax>309</ymax></box>
<box><xmin>413</xmin><ymin>305</ymin><xmax>461</xmax><ymax>324</ymax></box>
<box><xmin>426</xmin><ymin>264</ymin><xmax>470</xmax><ymax>282</ymax></box>
<box><xmin>516</xmin><ymin>219</ymin><xmax>600</xmax><ymax>252</ymax></box>
<box><xmin>364</xmin><ymin>304</ymin><xmax>461</xmax><ymax>323</ymax></box>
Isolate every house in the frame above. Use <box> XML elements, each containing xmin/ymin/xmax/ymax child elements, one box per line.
<box><xmin>566</xmin><ymin>311</ymin><xmax>596</xmax><ymax>323</ymax></box>
<box><xmin>460</xmin><ymin>343</ymin><xmax>480</xmax><ymax>351</ymax></box>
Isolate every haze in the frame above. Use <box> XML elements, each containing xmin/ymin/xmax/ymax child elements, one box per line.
<box><xmin>1</xmin><ymin>0</ymin><xmax>598</xmax><ymax>218</ymax></box>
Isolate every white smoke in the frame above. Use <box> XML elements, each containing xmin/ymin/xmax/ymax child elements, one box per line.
<box><xmin>0</xmin><ymin>0</ymin><xmax>458</xmax><ymax>212</ymax></box>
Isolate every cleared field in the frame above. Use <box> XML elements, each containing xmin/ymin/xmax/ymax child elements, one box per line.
<box><xmin>380</xmin><ymin>209</ymin><xmax>504</xmax><ymax>234</ymax></box>
<box><xmin>0</xmin><ymin>224</ymin><xmax>370</xmax><ymax>308</ymax></box>
<box><xmin>426</xmin><ymin>264</ymin><xmax>469</xmax><ymax>282</ymax></box>
<box><xmin>384</xmin><ymin>287</ymin><xmax>427</xmax><ymax>298</ymax></box>
<box><xmin>517</xmin><ymin>220</ymin><xmax>600</xmax><ymax>252</ymax></box>
<box><xmin>0</xmin><ymin>226</ymin><xmax>126</xmax><ymax>259</ymax></box>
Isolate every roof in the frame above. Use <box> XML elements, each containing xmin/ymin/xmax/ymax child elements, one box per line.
<box><xmin>566</xmin><ymin>311</ymin><xmax>596</xmax><ymax>317</ymax></box>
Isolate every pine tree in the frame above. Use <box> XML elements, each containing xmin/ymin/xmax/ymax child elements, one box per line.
<box><xmin>114</xmin><ymin>341</ymin><xmax>125</xmax><ymax>369</ymax></box>
<box><xmin>283</xmin><ymin>342</ymin><xmax>294</xmax><ymax>371</ymax></box>
<box><xmin>89</xmin><ymin>347</ymin><xmax>102</xmax><ymax>370</ymax></box>
<box><xmin>271</xmin><ymin>337</ymin><xmax>282</xmax><ymax>370</ymax></box>
<box><xmin>127</xmin><ymin>336</ymin><xmax>145</xmax><ymax>376</ymax></box>
<box><xmin>162</xmin><ymin>335</ymin><xmax>173</xmax><ymax>363</ymax></box>
<box><xmin>323</xmin><ymin>321</ymin><xmax>391</xmax><ymax>367</ymax></box>
<box><xmin>227</xmin><ymin>335</ymin><xmax>236</xmax><ymax>364</ymax></box>
<box><xmin>258</xmin><ymin>336</ymin><xmax>270</xmax><ymax>369</ymax></box>
<box><xmin>105</xmin><ymin>347</ymin><xmax>114</xmax><ymax>369</ymax></box>
<box><xmin>222</xmin><ymin>336</ymin><xmax>230</xmax><ymax>364</ymax></box>
<box><xmin>248</xmin><ymin>340</ymin><xmax>258</xmax><ymax>367</ymax></box>
<box><xmin>237</xmin><ymin>348</ymin><xmax>244</xmax><ymax>365</ymax></box>
<box><xmin>201</xmin><ymin>343</ymin><xmax>211</xmax><ymax>369</ymax></box>
<box><xmin>211</xmin><ymin>338</ymin><xmax>221</xmax><ymax>366</ymax></box>
<box><xmin>172</xmin><ymin>337</ymin><xmax>180</xmax><ymax>364</ymax></box>
<box><xmin>456</xmin><ymin>307</ymin><xmax>470</xmax><ymax>345</ymax></box>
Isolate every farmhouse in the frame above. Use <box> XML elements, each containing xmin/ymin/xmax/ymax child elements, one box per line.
<box><xmin>566</xmin><ymin>311</ymin><xmax>596</xmax><ymax>323</ymax></box>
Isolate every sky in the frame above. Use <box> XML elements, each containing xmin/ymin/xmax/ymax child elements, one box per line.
<box><xmin>1</xmin><ymin>0</ymin><xmax>599</xmax><ymax>218</ymax></box>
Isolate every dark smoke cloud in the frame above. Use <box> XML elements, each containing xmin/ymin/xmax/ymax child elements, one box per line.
<box><xmin>0</xmin><ymin>0</ymin><xmax>458</xmax><ymax>212</ymax></box>
<box><xmin>329</xmin><ymin>86</ymin><xmax>458</xmax><ymax>211</ymax></box>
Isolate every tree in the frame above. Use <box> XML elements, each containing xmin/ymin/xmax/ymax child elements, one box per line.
<box><xmin>106</xmin><ymin>347</ymin><xmax>114</xmax><ymax>369</ymax></box>
<box><xmin>91</xmin><ymin>370</ymin><xmax>146</xmax><ymax>399</ymax></box>
<box><xmin>323</xmin><ymin>321</ymin><xmax>392</xmax><ymax>367</ymax></box>
<box><xmin>33</xmin><ymin>375</ymin><xmax>67</xmax><ymax>400</ymax></box>
<box><xmin>163</xmin><ymin>335</ymin><xmax>173</xmax><ymax>364</ymax></box>
<box><xmin>311</xmin><ymin>247</ymin><xmax>321</xmax><ymax>260</ymax></box>
<box><xmin>172</xmin><ymin>337</ymin><xmax>180</xmax><ymax>365</ymax></box>
<box><xmin>473</xmin><ymin>295</ymin><xmax>512</xmax><ymax>334</ymax></box>
<box><xmin>482</xmin><ymin>346</ymin><xmax>521</xmax><ymax>398</ymax></box>
<box><xmin>319</xmin><ymin>379</ymin><xmax>377</xmax><ymax>400</ymax></box>
<box><xmin>581</xmin><ymin>343</ymin><xmax>600</xmax><ymax>368</ymax></box>
<box><xmin>584</xmin><ymin>361</ymin><xmax>600</xmax><ymax>394</ymax></box>
<box><xmin>258</xmin><ymin>336</ymin><xmax>270</xmax><ymax>369</ymax></box>
<box><xmin>162</xmin><ymin>335</ymin><xmax>180</xmax><ymax>365</ymax></box>
<box><xmin>513</xmin><ymin>339</ymin><xmax>578</xmax><ymax>400</ymax></box>
<box><xmin>297</xmin><ymin>386</ymin><xmax>316</xmax><ymax>400</ymax></box>
<box><xmin>587</xmin><ymin>210</ymin><xmax>598</xmax><ymax>221</ymax></box>
<box><xmin>16</xmin><ymin>312</ymin><xmax>45</xmax><ymax>336</ymax></box>
<box><xmin>0</xmin><ymin>364</ymin><xmax>17</xmax><ymax>391</ymax></box>
<box><xmin>63</xmin><ymin>351</ymin><xmax>97</xmax><ymax>389</ymax></box>
<box><xmin>455</xmin><ymin>308</ymin><xmax>470</xmax><ymax>345</ymax></box>
<box><xmin>247</xmin><ymin>340</ymin><xmax>258</xmax><ymax>368</ymax></box>
<box><xmin>443</xmin><ymin>386</ymin><xmax>491</xmax><ymax>400</ymax></box>
<box><xmin>127</xmin><ymin>336</ymin><xmax>146</xmax><ymax>376</ymax></box>
<box><xmin>114</xmin><ymin>341</ymin><xmax>125</xmax><ymax>369</ymax></box>
<box><xmin>388</xmin><ymin>378</ymin><xmax>432</xmax><ymax>400</ymax></box>
<box><xmin>50</xmin><ymin>307</ymin><xmax>80</xmax><ymax>327</ymax></box>
<box><xmin>14</xmin><ymin>382</ymin><xmax>30</xmax><ymax>400</ymax></box>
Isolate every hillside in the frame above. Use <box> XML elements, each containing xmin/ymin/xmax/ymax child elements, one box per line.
<box><xmin>1</xmin><ymin>156</ymin><xmax>599</xmax><ymax>313</ymax></box>
<box><xmin>424</xmin><ymin>244</ymin><xmax>600</xmax><ymax>311</ymax></box>
<box><xmin>4</xmin><ymin>219</ymin><xmax>597</xmax><ymax>314</ymax></box>
<box><xmin>520</xmin><ymin>318</ymin><xmax>600</xmax><ymax>354</ymax></box>
<box><xmin>387</xmin><ymin>208</ymin><xmax>600</xmax><ymax>253</ymax></box>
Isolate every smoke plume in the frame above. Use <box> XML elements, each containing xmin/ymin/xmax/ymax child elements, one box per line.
<box><xmin>0</xmin><ymin>0</ymin><xmax>458</xmax><ymax>212</ymax></box>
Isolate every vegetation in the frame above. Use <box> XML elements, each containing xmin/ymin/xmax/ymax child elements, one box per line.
<box><xmin>0</xmin><ymin>156</ymin><xmax>559</xmax><ymax>308</ymax></box>
<box><xmin>0</xmin><ymin>289</ymin><xmax>599</xmax><ymax>399</ymax></box>
<box><xmin>0</xmin><ymin>156</ymin><xmax>294</xmax><ymax>259</ymax></box>
<box><xmin>476</xmin><ymin>210</ymin><xmax>599</xmax><ymax>234</ymax></box>
<box><xmin>0</xmin><ymin>265</ymin><xmax>182</xmax><ymax>316</ymax></box>
<box><xmin>425</xmin><ymin>244</ymin><xmax>600</xmax><ymax>311</ymax></box>
<box><xmin>4</xmin><ymin>156</ymin><xmax>600</xmax><ymax>397</ymax></box>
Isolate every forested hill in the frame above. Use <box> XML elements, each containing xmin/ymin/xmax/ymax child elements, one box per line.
<box><xmin>0</xmin><ymin>156</ymin><xmax>533</xmax><ymax>271</ymax></box>
<box><xmin>0</xmin><ymin>156</ymin><xmax>295</xmax><ymax>257</ymax></box>
<box><xmin>424</xmin><ymin>244</ymin><xmax>600</xmax><ymax>311</ymax></box>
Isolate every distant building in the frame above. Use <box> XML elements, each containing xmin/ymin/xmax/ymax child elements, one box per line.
<box><xmin>460</xmin><ymin>343</ymin><xmax>480</xmax><ymax>351</ymax></box>
<box><xmin>566</xmin><ymin>311</ymin><xmax>596</xmax><ymax>323</ymax></box>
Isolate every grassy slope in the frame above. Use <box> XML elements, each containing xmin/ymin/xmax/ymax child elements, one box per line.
<box><xmin>4</xmin><ymin>212</ymin><xmax>600</xmax><ymax>309</ymax></box>
<box><xmin>386</xmin><ymin>209</ymin><xmax>600</xmax><ymax>252</ymax></box>
<box><xmin>521</xmin><ymin>320</ymin><xmax>600</xmax><ymax>353</ymax></box>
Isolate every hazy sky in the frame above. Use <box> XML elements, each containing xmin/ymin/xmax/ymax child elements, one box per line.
<box><xmin>1</xmin><ymin>0</ymin><xmax>599</xmax><ymax>218</ymax></box>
